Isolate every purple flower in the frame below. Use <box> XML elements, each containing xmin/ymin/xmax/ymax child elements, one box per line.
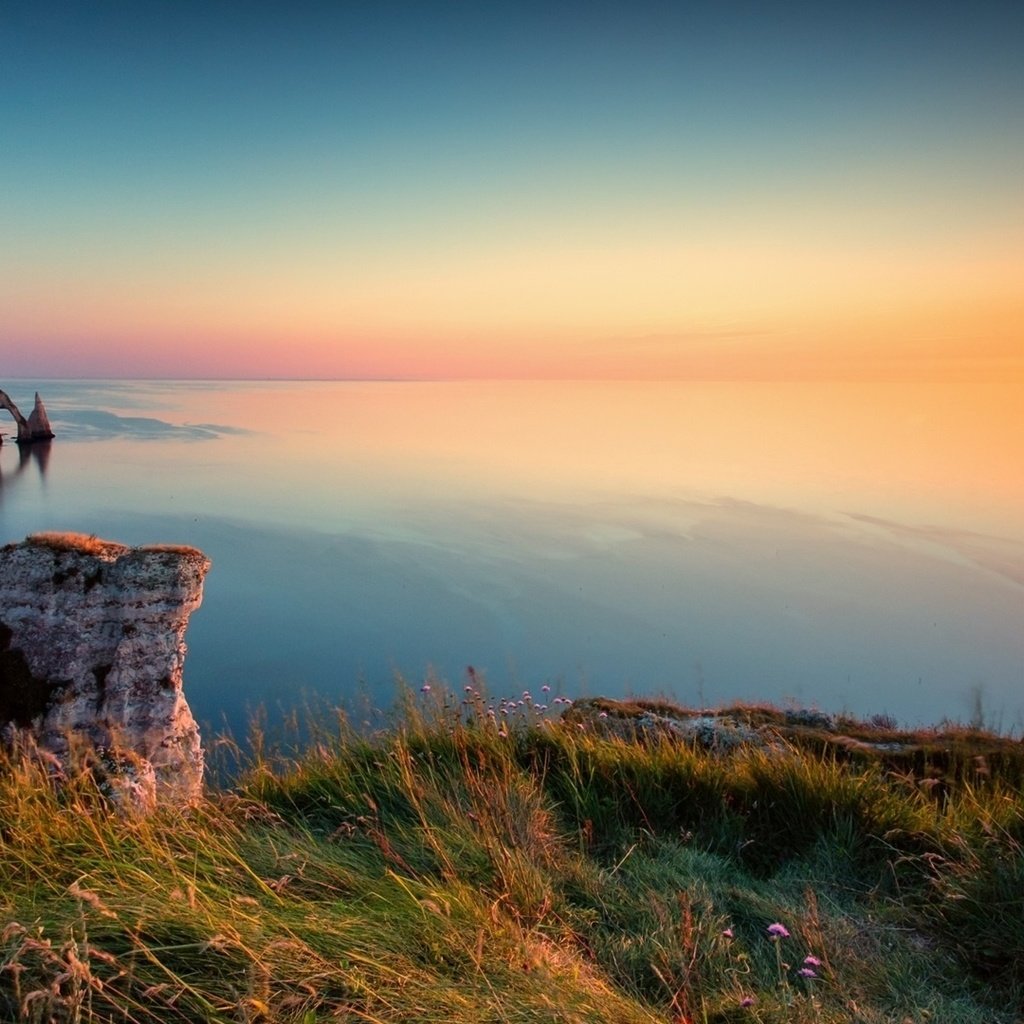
<box><xmin>420</xmin><ymin>684</ymin><xmax>431</xmax><ymax>693</ymax></box>
<box><xmin>542</xmin><ymin>684</ymin><xmax>551</xmax><ymax>693</ymax></box>
<box><xmin>722</xmin><ymin>927</ymin><xmax>734</xmax><ymax>939</ymax></box>
<box><xmin>599</xmin><ymin>711</ymin><xmax>608</xmax><ymax>718</ymax></box>
<box><xmin>740</xmin><ymin>996</ymin><xmax>755</xmax><ymax>1007</ymax></box>
<box><xmin>803</xmin><ymin>955</ymin><xmax>822</xmax><ymax>968</ymax></box>
<box><xmin>798</xmin><ymin>967</ymin><xmax>818</xmax><ymax>979</ymax></box>
<box><xmin>766</xmin><ymin>922</ymin><xmax>790</xmax><ymax>939</ymax></box>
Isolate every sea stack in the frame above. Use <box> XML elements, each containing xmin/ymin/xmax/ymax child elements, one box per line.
<box><xmin>0</xmin><ymin>533</ymin><xmax>210</xmax><ymax>811</ymax></box>
<box><xmin>25</xmin><ymin>392</ymin><xmax>55</xmax><ymax>442</ymax></box>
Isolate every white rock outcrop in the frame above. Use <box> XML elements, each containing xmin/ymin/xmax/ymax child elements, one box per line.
<box><xmin>0</xmin><ymin>533</ymin><xmax>210</xmax><ymax>810</ymax></box>
<box><xmin>25</xmin><ymin>392</ymin><xmax>55</xmax><ymax>441</ymax></box>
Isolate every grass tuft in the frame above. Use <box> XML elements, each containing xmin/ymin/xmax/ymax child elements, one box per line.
<box><xmin>21</xmin><ymin>532</ymin><xmax>130</xmax><ymax>558</ymax></box>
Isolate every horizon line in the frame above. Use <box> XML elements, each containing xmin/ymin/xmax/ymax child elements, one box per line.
<box><xmin>6</xmin><ymin>372</ymin><xmax>1020</xmax><ymax>385</ymax></box>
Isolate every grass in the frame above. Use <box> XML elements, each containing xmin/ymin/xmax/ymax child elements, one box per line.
<box><xmin>14</xmin><ymin>533</ymin><xmax>130</xmax><ymax>558</ymax></box>
<box><xmin>1</xmin><ymin>686</ymin><xmax>1022</xmax><ymax>1023</ymax></box>
<box><xmin>7</xmin><ymin>533</ymin><xmax>207</xmax><ymax>561</ymax></box>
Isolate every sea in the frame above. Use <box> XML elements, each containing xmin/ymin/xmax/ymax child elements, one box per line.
<box><xmin>1</xmin><ymin>379</ymin><xmax>1022</xmax><ymax>738</ymax></box>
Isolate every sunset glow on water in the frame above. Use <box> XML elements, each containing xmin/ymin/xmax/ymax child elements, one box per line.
<box><xmin>2</xmin><ymin>379</ymin><xmax>1021</xmax><ymax>735</ymax></box>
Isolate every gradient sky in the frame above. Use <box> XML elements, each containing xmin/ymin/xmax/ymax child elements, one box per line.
<box><xmin>2</xmin><ymin>1</ymin><xmax>1022</xmax><ymax>379</ymax></box>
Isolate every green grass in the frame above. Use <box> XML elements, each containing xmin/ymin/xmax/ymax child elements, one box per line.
<box><xmin>1</xmin><ymin>689</ymin><xmax>1022</xmax><ymax>1023</ymax></box>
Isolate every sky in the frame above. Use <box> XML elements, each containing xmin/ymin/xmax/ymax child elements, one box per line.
<box><xmin>2</xmin><ymin>1</ymin><xmax>1022</xmax><ymax>380</ymax></box>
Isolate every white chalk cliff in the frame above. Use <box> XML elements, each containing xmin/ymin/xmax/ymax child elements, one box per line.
<box><xmin>0</xmin><ymin>533</ymin><xmax>209</xmax><ymax>809</ymax></box>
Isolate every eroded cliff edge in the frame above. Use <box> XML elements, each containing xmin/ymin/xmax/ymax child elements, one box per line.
<box><xmin>0</xmin><ymin>533</ymin><xmax>209</xmax><ymax>808</ymax></box>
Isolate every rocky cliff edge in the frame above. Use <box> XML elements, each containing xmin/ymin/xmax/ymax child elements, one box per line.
<box><xmin>0</xmin><ymin>533</ymin><xmax>209</xmax><ymax>810</ymax></box>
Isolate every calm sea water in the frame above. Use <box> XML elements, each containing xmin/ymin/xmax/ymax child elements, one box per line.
<box><xmin>1</xmin><ymin>379</ymin><xmax>1021</xmax><ymax>735</ymax></box>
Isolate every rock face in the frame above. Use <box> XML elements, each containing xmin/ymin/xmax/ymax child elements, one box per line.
<box><xmin>0</xmin><ymin>533</ymin><xmax>210</xmax><ymax>810</ymax></box>
<box><xmin>25</xmin><ymin>392</ymin><xmax>55</xmax><ymax>442</ymax></box>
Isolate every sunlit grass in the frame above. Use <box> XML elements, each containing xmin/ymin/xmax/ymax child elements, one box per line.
<box><xmin>15</xmin><ymin>532</ymin><xmax>129</xmax><ymax>557</ymax></box>
<box><xmin>1</xmin><ymin>686</ymin><xmax>1022</xmax><ymax>1022</ymax></box>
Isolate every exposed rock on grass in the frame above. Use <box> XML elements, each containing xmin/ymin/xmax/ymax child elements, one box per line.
<box><xmin>564</xmin><ymin>696</ymin><xmax>1024</xmax><ymax>787</ymax></box>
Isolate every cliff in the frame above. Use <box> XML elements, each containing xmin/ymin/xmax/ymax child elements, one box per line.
<box><xmin>0</xmin><ymin>532</ymin><xmax>209</xmax><ymax>809</ymax></box>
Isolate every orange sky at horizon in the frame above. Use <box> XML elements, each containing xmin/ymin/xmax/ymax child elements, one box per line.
<box><xmin>5</xmin><ymin>231</ymin><xmax>1022</xmax><ymax>381</ymax></box>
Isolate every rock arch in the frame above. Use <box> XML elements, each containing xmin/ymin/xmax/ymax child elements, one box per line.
<box><xmin>0</xmin><ymin>390</ymin><xmax>55</xmax><ymax>444</ymax></box>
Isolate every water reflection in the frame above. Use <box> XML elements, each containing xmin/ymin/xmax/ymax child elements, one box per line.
<box><xmin>56</xmin><ymin>409</ymin><xmax>247</xmax><ymax>441</ymax></box>
<box><xmin>0</xmin><ymin>441</ymin><xmax>51</xmax><ymax>503</ymax></box>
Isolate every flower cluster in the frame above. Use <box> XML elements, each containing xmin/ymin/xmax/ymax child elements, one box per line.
<box><xmin>798</xmin><ymin>954</ymin><xmax>823</xmax><ymax>979</ymax></box>
<box><xmin>416</xmin><ymin>672</ymin><xmax>574</xmax><ymax>738</ymax></box>
<box><xmin>723</xmin><ymin>920</ymin><xmax>828</xmax><ymax>1010</ymax></box>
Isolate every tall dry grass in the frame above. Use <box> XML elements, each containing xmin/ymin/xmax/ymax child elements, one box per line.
<box><xmin>1</xmin><ymin>686</ymin><xmax>1021</xmax><ymax>1022</ymax></box>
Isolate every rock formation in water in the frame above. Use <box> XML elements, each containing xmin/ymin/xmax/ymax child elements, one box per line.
<box><xmin>0</xmin><ymin>389</ymin><xmax>55</xmax><ymax>444</ymax></box>
<box><xmin>0</xmin><ymin>533</ymin><xmax>210</xmax><ymax>810</ymax></box>
<box><xmin>25</xmin><ymin>392</ymin><xmax>55</xmax><ymax>442</ymax></box>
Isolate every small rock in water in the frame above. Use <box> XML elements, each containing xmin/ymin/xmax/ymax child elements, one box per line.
<box><xmin>25</xmin><ymin>391</ymin><xmax>55</xmax><ymax>441</ymax></box>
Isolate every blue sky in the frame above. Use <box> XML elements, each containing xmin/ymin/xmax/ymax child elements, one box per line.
<box><xmin>3</xmin><ymin>1</ymin><xmax>1022</xmax><ymax>378</ymax></box>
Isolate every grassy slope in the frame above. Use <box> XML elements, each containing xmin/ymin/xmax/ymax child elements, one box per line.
<box><xmin>1</xmin><ymin>691</ymin><xmax>1022</xmax><ymax>1023</ymax></box>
